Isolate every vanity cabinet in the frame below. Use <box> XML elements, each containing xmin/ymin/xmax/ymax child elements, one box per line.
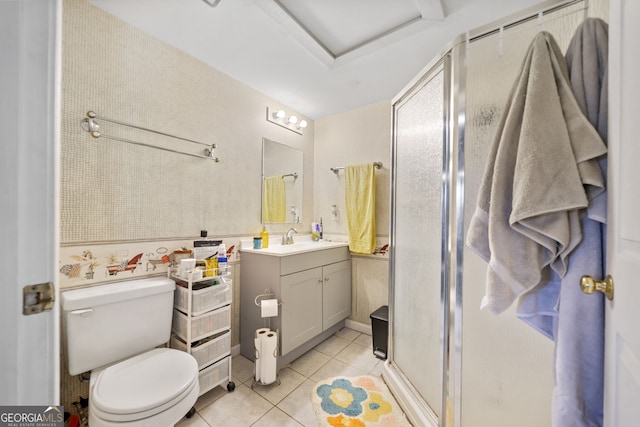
<box><xmin>240</xmin><ymin>245</ymin><xmax>351</xmax><ymax>367</ymax></box>
<box><xmin>280</xmin><ymin>259</ymin><xmax>351</xmax><ymax>354</ymax></box>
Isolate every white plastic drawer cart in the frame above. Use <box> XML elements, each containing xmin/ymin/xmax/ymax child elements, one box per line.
<box><xmin>168</xmin><ymin>267</ymin><xmax>236</xmax><ymax>396</ymax></box>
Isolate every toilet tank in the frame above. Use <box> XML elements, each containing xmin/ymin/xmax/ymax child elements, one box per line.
<box><xmin>62</xmin><ymin>277</ymin><xmax>176</xmax><ymax>376</ymax></box>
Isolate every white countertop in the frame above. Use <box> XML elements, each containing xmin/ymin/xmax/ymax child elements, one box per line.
<box><xmin>240</xmin><ymin>237</ymin><xmax>349</xmax><ymax>257</ymax></box>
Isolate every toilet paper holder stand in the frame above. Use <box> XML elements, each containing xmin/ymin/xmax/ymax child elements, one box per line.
<box><xmin>252</xmin><ymin>289</ymin><xmax>283</xmax><ymax>388</ymax></box>
<box><xmin>254</xmin><ymin>289</ymin><xmax>284</xmax><ymax>308</ymax></box>
<box><xmin>254</xmin><ymin>289</ymin><xmax>284</xmax><ymax>327</ymax></box>
<box><xmin>254</xmin><ymin>288</ymin><xmax>282</xmax><ymax>341</ymax></box>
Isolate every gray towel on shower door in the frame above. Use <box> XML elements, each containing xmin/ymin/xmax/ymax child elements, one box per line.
<box><xmin>465</xmin><ymin>31</ymin><xmax>607</xmax><ymax>315</ymax></box>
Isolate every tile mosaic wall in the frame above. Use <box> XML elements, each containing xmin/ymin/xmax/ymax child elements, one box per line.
<box><xmin>61</xmin><ymin>0</ymin><xmax>314</xmax><ymax>244</ymax></box>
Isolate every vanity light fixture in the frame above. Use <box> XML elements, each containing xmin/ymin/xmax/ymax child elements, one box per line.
<box><xmin>266</xmin><ymin>107</ymin><xmax>308</xmax><ymax>135</ymax></box>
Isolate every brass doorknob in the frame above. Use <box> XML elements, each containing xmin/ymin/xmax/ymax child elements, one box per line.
<box><xmin>580</xmin><ymin>275</ymin><xmax>614</xmax><ymax>301</ymax></box>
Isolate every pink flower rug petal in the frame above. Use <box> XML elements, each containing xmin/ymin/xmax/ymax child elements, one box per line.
<box><xmin>311</xmin><ymin>375</ymin><xmax>412</xmax><ymax>426</ymax></box>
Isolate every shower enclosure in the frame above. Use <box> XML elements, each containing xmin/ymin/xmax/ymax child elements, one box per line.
<box><xmin>385</xmin><ymin>1</ymin><xmax>609</xmax><ymax>426</ymax></box>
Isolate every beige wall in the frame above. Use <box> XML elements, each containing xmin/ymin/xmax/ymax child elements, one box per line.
<box><xmin>313</xmin><ymin>101</ymin><xmax>391</xmax><ymax>238</ymax></box>
<box><xmin>350</xmin><ymin>256</ymin><xmax>389</xmax><ymax>324</ymax></box>
<box><xmin>314</xmin><ymin>102</ymin><xmax>393</xmax><ymax>325</ymax></box>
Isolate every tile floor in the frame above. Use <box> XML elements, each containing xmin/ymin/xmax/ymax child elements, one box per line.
<box><xmin>177</xmin><ymin>328</ymin><xmax>385</xmax><ymax>427</ymax></box>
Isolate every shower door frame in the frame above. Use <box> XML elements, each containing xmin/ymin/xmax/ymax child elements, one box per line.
<box><xmin>384</xmin><ymin>50</ymin><xmax>457</xmax><ymax>427</ymax></box>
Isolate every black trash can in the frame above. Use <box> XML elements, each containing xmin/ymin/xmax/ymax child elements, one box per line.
<box><xmin>370</xmin><ymin>305</ymin><xmax>389</xmax><ymax>360</ymax></box>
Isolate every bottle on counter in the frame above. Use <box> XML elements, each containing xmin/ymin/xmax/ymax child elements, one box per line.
<box><xmin>260</xmin><ymin>225</ymin><xmax>269</xmax><ymax>249</ymax></box>
<box><xmin>217</xmin><ymin>243</ymin><xmax>228</xmax><ymax>276</ymax></box>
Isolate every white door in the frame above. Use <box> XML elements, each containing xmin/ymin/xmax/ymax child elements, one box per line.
<box><xmin>0</xmin><ymin>0</ymin><xmax>61</xmax><ymax>405</ymax></box>
<box><xmin>604</xmin><ymin>0</ymin><xmax>640</xmax><ymax>425</ymax></box>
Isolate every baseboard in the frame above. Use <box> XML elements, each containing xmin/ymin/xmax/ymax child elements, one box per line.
<box><xmin>345</xmin><ymin>319</ymin><xmax>371</xmax><ymax>335</ymax></box>
<box><xmin>231</xmin><ymin>344</ymin><xmax>241</xmax><ymax>357</ymax></box>
<box><xmin>233</xmin><ymin>321</ymin><xmax>369</xmax><ymax>359</ymax></box>
<box><xmin>382</xmin><ymin>362</ymin><xmax>438</xmax><ymax>427</ymax></box>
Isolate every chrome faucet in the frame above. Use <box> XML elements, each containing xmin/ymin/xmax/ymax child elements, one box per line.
<box><xmin>283</xmin><ymin>227</ymin><xmax>298</xmax><ymax>245</ymax></box>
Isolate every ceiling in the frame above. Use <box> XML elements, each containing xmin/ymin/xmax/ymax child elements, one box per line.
<box><xmin>89</xmin><ymin>0</ymin><xmax>549</xmax><ymax>119</ymax></box>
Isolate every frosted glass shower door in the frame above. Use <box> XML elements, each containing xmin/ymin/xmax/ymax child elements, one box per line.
<box><xmin>391</xmin><ymin>65</ymin><xmax>445</xmax><ymax>418</ymax></box>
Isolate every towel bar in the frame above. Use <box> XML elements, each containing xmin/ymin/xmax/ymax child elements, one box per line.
<box><xmin>330</xmin><ymin>161</ymin><xmax>382</xmax><ymax>174</ymax></box>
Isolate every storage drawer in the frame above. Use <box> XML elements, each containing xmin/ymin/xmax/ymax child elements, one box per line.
<box><xmin>174</xmin><ymin>278</ymin><xmax>232</xmax><ymax>316</ymax></box>
<box><xmin>171</xmin><ymin>331</ymin><xmax>231</xmax><ymax>369</ymax></box>
<box><xmin>172</xmin><ymin>305</ymin><xmax>231</xmax><ymax>342</ymax></box>
<box><xmin>199</xmin><ymin>356</ymin><xmax>230</xmax><ymax>395</ymax></box>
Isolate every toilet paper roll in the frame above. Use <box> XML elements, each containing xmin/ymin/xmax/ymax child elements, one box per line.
<box><xmin>254</xmin><ymin>328</ymin><xmax>270</xmax><ymax>383</ymax></box>
<box><xmin>254</xmin><ymin>337</ymin><xmax>262</xmax><ymax>383</ymax></box>
<box><xmin>191</xmin><ymin>268</ymin><xmax>203</xmax><ymax>281</ymax></box>
<box><xmin>260</xmin><ymin>332</ymin><xmax>278</xmax><ymax>384</ymax></box>
<box><xmin>260</xmin><ymin>299</ymin><xmax>278</xmax><ymax>318</ymax></box>
<box><xmin>255</xmin><ymin>328</ymin><xmax>270</xmax><ymax>338</ymax></box>
<box><xmin>180</xmin><ymin>258</ymin><xmax>196</xmax><ymax>270</ymax></box>
<box><xmin>180</xmin><ymin>258</ymin><xmax>197</xmax><ymax>279</ymax></box>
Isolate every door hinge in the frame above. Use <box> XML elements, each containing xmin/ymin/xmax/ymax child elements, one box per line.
<box><xmin>23</xmin><ymin>282</ymin><xmax>55</xmax><ymax>315</ymax></box>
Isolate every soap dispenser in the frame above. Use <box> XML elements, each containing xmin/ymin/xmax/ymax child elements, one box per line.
<box><xmin>260</xmin><ymin>225</ymin><xmax>269</xmax><ymax>248</ymax></box>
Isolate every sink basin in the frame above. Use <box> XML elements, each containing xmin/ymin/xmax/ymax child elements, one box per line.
<box><xmin>240</xmin><ymin>239</ymin><xmax>348</xmax><ymax>257</ymax></box>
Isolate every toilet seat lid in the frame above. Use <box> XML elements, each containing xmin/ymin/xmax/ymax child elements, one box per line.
<box><xmin>92</xmin><ymin>348</ymin><xmax>198</xmax><ymax>416</ymax></box>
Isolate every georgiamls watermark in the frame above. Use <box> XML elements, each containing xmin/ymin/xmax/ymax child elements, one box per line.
<box><xmin>0</xmin><ymin>406</ymin><xmax>63</xmax><ymax>427</ymax></box>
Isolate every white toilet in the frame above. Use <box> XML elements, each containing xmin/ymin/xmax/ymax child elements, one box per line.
<box><xmin>62</xmin><ymin>277</ymin><xmax>199</xmax><ymax>426</ymax></box>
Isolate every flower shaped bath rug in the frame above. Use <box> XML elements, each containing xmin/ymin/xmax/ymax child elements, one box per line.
<box><xmin>311</xmin><ymin>375</ymin><xmax>412</xmax><ymax>427</ymax></box>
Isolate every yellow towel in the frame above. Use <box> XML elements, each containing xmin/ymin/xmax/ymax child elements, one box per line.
<box><xmin>345</xmin><ymin>164</ymin><xmax>376</xmax><ymax>254</ymax></box>
<box><xmin>262</xmin><ymin>176</ymin><xmax>286</xmax><ymax>223</ymax></box>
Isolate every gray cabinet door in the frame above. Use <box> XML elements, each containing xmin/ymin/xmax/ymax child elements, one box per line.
<box><xmin>281</xmin><ymin>267</ymin><xmax>323</xmax><ymax>355</ymax></box>
<box><xmin>322</xmin><ymin>260</ymin><xmax>352</xmax><ymax>330</ymax></box>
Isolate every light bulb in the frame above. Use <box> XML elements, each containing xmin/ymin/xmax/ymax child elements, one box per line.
<box><xmin>298</xmin><ymin>119</ymin><xmax>308</xmax><ymax>129</ymax></box>
<box><xmin>287</xmin><ymin>115</ymin><xmax>298</xmax><ymax>125</ymax></box>
<box><xmin>273</xmin><ymin>109</ymin><xmax>286</xmax><ymax>119</ymax></box>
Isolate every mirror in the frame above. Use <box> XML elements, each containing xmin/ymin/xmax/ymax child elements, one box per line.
<box><xmin>262</xmin><ymin>138</ymin><xmax>303</xmax><ymax>223</ymax></box>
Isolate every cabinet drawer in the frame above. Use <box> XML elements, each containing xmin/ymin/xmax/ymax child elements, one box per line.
<box><xmin>281</xmin><ymin>246</ymin><xmax>350</xmax><ymax>275</ymax></box>
<box><xmin>174</xmin><ymin>278</ymin><xmax>232</xmax><ymax>316</ymax></box>
<box><xmin>172</xmin><ymin>305</ymin><xmax>231</xmax><ymax>342</ymax></box>
<box><xmin>171</xmin><ymin>331</ymin><xmax>230</xmax><ymax>369</ymax></box>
